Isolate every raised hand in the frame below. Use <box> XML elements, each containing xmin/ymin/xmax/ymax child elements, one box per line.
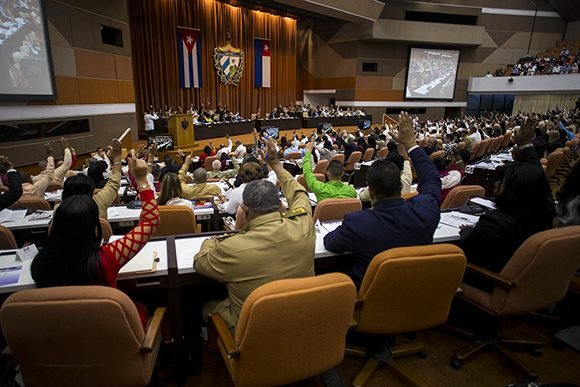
<box><xmin>514</xmin><ymin>117</ymin><xmax>536</xmax><ymax>146</ymax></box>
<box><xmin>110</xmin><ymin>138</ymin><xmax>122</xmax><ymax>161</ymax></box>
<box><xmin>131</xmin><ymin>158</ymin><xmax>149</xmax><ymax>182</ymax></box>
<box><xmin>60</xmin><ymin>137</ymin><xmax>69</xmax><ymax>150</ymax></box>
<box><xmin>0</xmin><ymin>156</ymin><xmax>14</xmax><ymax>170</ymax></box>
<box><xmin>395</xmin><ymin>111</ymin><xmax>417</xmax><ymax>150</ymax></box>
<box><xmin>263</xmin><ymin>136</ymin><xmax>278</xmax><ymax>164</ymax></box>
<box><xmin>45</xmin><ymin>143</ymin><xmax>54</xmax><ymax>156</ymax></box>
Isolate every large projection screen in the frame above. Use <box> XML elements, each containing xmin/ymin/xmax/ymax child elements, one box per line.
<box><xmin>0</xmin><ymin>0</ymin><xmax>56</xmax><ymax>100</ymax></box>
<box><xmin>405</xmin><ymin>48</ymin><xmax>460</xmax><ymax>100</ymax></box>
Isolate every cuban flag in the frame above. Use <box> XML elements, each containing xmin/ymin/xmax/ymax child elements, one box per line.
<box><xmin>177</xmin><ymin>27</ymin><xmax>202</xmax><ymax>88</ymax></box>
<box><xmin>254</xmin><ymin>38</ymin><xmax>270</xmax><ymax>88</ymax></box>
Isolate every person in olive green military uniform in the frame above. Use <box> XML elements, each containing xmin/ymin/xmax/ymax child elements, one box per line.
<box><xmin>194</xmin><ymin>136</ymin><xmax>315</xmax><ymax>329</ymax></box>
<box><xmin>178</xmin><ymin>153</ymin><xmax>222</xmax><ymax>198</ymax></box>
<box><xmin>206</xmin><ymin>156</ymin><xmax>240</xmax><ymax>180</ymax></box>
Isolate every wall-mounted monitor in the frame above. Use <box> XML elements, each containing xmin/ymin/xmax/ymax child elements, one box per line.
<box><xmin>405</xmin><ymin>48</ymin><xmax>460</xmax><ymax>100</ymax></box>
<box><xmin>0</xmin><ymin>0</ymin><xmax>56</xmax><ymax>100</ymax></box>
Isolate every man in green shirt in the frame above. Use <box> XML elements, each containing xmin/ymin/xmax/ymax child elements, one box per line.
<box><xmin>302</xmin><ymin>141</ymin><xmax>357</xmax><ymax>202</ymax></box>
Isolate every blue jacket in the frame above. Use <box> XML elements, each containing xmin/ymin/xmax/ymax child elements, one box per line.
<box><xmin>323</xmin><ymin>147</ymin><xmax>441</xmax><ymax>288</ymax></box>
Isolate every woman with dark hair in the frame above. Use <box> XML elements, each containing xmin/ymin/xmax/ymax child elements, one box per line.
<box><xmin>198</xmin><ymin>143</ymin><xmax>215</xmax><ymax>165</ymax></box>
<box><xmin>157</xmin><ymin>172</ymin><xmax>193</xmax><ymax>209</ymax></box>
<box><xmin>459</xmin><ymin>161</ymin><xmax>555</xmax><ymax>274</ymax></box>
<box><xmin>554</xmin><ymin>161</ymin><xmax>580</xmax><ymax>227</ymax></box>
<box><xmin>87</xmin><ymin>160</ymin><xmax>108</xmax><ymax>188</ymax></box>
<box><xmin>31</xmin><ymin>158</ymin><xmax>159</xmax><ymax>328</ymax></box>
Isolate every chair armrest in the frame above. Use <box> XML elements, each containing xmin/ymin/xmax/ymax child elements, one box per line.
<box><xmin>141</xmin><ymin>307</ymin><xmax>167</xmax><ymax>353</ymax></box>
<box><xmin>465</xmin><ymin>263</ymin><xmax>515</xmax><ymax>289</ymax></box>
<box><xmin>210</xmin><ymin>313</ymin><xmax>240</xmax><ymax>358</ymax></box>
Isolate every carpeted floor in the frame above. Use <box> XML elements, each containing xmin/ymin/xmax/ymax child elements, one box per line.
<box><xmin>155</xmin><ymin>313</ymin><xmax>580</xmax><ymax>387</ymax></box>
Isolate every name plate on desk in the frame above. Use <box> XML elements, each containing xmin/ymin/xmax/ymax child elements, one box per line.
<box><xmin>16</xmin><ymin>244</ymin><xmax>38</xmax><ymax>262</ymax></box>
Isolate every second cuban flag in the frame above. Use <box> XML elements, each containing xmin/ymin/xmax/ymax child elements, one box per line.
<box><xmin>254</xmin><ymin>38</ymin><xmax>270</xmax><ymax>88</ymax></box>
<box><xmin>177</xmin><ymin>27</ymin><xmax>202</xmax><ymax>88</ymax></box>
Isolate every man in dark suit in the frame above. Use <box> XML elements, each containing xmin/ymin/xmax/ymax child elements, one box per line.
<box><xmin>0</xmin><ymin>156</ymin><xmax>22</xmax><ymax>211</ymax></box>
<box><xmin>324</xmin><ymin>112</ymin><xmax>441</xmax><ymax>288</ymax></box>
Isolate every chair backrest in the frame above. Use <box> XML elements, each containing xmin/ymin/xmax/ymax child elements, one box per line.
<box><xmin>469</xmin><ymin>141</ymin><xmax>481</xmax><ymax>161</ymax></box>
<box><xmin>45</xmin><ymin>181</ymin><xmax>62</xmax><ymax>192</ymax></box>
<box><xmin>9</xmin><ymin>196</ymin><xmax>51</xmax><ymax>211</ymax></box>
<box><xmin>344</xmin><ymin>151</ymin><xmax>362</xmax><ymax>172</ymax></box>
<box><xmin>99</xmin><ymin>218</ymin><xmax>113</xmax><ymax>243</ymax></box>
<box><xmin>312</xmin><ymin>198</ymin><xmax>362</xmax><ymax>222</ymax></box>
<box><xmin>286</xmin><ymin>152</ymin><xmax>302</xmax><ymax>160</ymax></box>
<box><xmin>296</xmin><ymin>174</ymin><xmax>325</xmax><ymax>192</ymax></box>
<box><xmin>362</xmin><ymin>148</ymin><xmax>374</xmax><ymax>162</ymax></box>
<box><xmin>0</xmin><ymin>225</ymin><xmax>17</xmax><ymax>250</ymax></box>
<box><xmin>313</xmin><ymin>159</ymin><xmax>329</xmax><ymax>175</ymax></box>
<box><xmin>0</xmin><ymin>286</ymin><xmax>153</xmax><ymax>387</ymax></box>
<box><xmin>234</xmin><ymin>205</ymin><xmax>246</xmax><ymax>230</ymax></box>
<box><xmin>401</xmin><ymin>191</ymin><xmax>419</xmax><ymax>201</ymax></box>
<box><xmin>475</xmin><ymin>139</ymin><xmax>490</xmax><ymax>159</ymax></box>
<box><xmin>440</xmin><ymin>185</ymin><xmax>485</xmax><ymax>210</ymax></box>
<box><xmin>543</xmin><ymin>150</ymin><xmax>564</xmax><ymax>178</ymax></box>
<box><xmin>356</xmin><ymin>244</ymin><xmax>466</xmax><ymax>334</ymax></box>
<box><xmin>204</xmin><ymin>156</ymin><xmax>219</xmax><ymax>171</ymax></box>
<box><xmin>330</xmin><ymin>153</ymin><xmax>345</xmax><ymax>165</ymax></box>
<box><xmin>232</xmin><ymin>273</ymin><xmax>356</xmax><ymax>387</ymax></box>
<box><xmin>378</xmin><ymin>147</ymin><xmax>388</xmax><ymax>159</ymax></box>
<box><xmin>491</xmin><ymin>226</ymin><xmax>580</xmax><ymax>316</ymax></box>
<box><xmin>155</xmin><ymin>205</ymin><xmax>198</xmax><ymax>236</ymax></box>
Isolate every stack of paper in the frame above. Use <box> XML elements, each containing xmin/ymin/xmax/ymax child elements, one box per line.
<box><xmin>0</xmin><ymin>209</ymin><xmax>27</xmax><ymax>223</ymax></box>
<box><xmin>440</xmin><ymin>212</ymin><xmax>479</xmax><ymax>228</ymax></box>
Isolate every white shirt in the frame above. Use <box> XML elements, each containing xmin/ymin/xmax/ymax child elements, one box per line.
<box><xmin>223</xmin><ymin>171</ymin><xmax>278</xmax><ymax>214</ymax></box>
<box><xmin>468</xmin><ymin>132</ymin><xmax>482</xmax><ymax>142</ymax></box>
<box><xmin>216</xmin><ymin>138</ymin><xmax>233</xmax><ymax>158</ymax></box>
<box><xmin>144</xmin><ymin>113</ymin><xmax>159</xmax><ymax>131</ymax></box>
<box><xmin>233</xmin><ymin>144</ymin><xmax>247</xmax><ymax>159</ymax></box>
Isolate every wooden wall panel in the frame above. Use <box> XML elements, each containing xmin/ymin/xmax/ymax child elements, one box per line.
<box><xmin>55</xmin><ymin>76</ymin><xmax>80</xmax><ymax>104</ymax></box>
<box><xmin>115</xmin><ymin>56</ymin><xmax>133</xmax><ymax>80</ymax></box>
<box><xmin>77</xmin><ymin>78</ymin><xmax>102</xmax><ymax>103</ymax></box>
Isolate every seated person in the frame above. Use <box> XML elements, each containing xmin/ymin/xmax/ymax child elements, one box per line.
<box><xmin>460</xmin><ymin>119</ymin><xmax>555</xmax><ymax>275</ymax></box>
<box><xmin>31</xmin><ymin>158</ymin><xmax>159</xmax><ymax>329</ymax></box>
<box><xmin>178</xmin><ymin>153</ymin><xmax>222</xmax><ymax>198</ymax></box>
<box><xmin>233</xmin><ymin>140</ymin><xmax>247</xmax><ymax>159</ymax></box>
<box><xmin>302</xmin><ymin>141</ymin><xmax>356</xmax><ymax>201</ymax></box>
<box><xmin>198</xmin><ymin>144</ymin><xmax>215</xmax><ymax>165</ymax></box>
<box><xmin>157</xmin><ymin>172</ymin><xmax>193</xmax><ymax>210</ymax></box>
<box><xmin>58</xmin><ymin>140</ymin><xmax>123</xmax><ymax>220</ymax></box>
<box><xmin>207</xmin><ymin>157</ymin><xmax>239</xmax><ymax>180</ymax></box>
<box><xmin>159</xmin><ymin>155</ymin><xmax>181</xmax><ymax>181</ymax></box>
<box><xmin>87</xmin><ymin>160</ymin><xmax>109</xmax><ymax>189</ymax></box>
<box><xmin>324</xmin><ymin>112</ymin><xmax>441</xmax><ymax>288</ymax></box>
<box><xmin>195</xmin><ymin>136</ymin><xmax>315</xmax><ymax>330</ymax></box>
<box><xmin>359</xmin><ymin>142</ymin><xmax>412</xmax><ymax>201</ymax></box>
<box><xmin>0</xmin><ymin>156</ymin><xmax>22</xmax><ymax>210</ymax></box>
<box><xmin>35</xmin><ymin>137</ymin><xmax>71</xmax><ymax>186</ymax></box>
<box><xmin>433</xmin><ymin>151</ymin><xmax>465</xmax><ymax>204</ymax></box>
<box><xmin>224</xmin><ymin>160</ymin><xmax>277</xmax><ymax>214</ymax></box>
<box><xmin>554</xmin><ymin>161</ymin><xmax>580</xmax><ymax>227</ymax></box>
<box><xmin>21</xmin><ymin>143</ymin><xmax>55</xmax><ymax>199</ymax></box>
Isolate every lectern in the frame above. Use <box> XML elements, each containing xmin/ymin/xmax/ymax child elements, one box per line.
<box><xmin>167</xmin><ymin>114</ymin><xmax>195</xmax><ymax>147</ymax></box>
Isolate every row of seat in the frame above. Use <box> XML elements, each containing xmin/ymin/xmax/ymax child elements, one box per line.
<box><xmin>3</xmin><ymin>224</ymin><xmax>579</xmax><ymax>386</ymax></box>
<box><xmin>470</xmin><ymin>132</ymin><xmax>513</xmax><ymax>161</ymax></box>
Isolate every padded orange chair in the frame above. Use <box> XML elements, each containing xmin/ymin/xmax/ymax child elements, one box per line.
<box><xmin>344</xmin><ymin>151</ymin><xmax>362</xmax><ymax>173</ymax></box>
<box><xmin>501</xmin><ymin>131</ymin><xmax>513</xmax><ymax>149</ymax></box>
<box><xmin>204</xmin><ymin>156</ymin><xmax>219</xmax><ymax>171</ymax></box>
<box><xmin>401</xmin><ymin>191</ymin><xmax>418</xmax><ymax>201</ymax></box>
<box><xmin>313</xmin><ymin>198</ymin><xmax>362</xmax><ymax>222</ymax></box>
<box><xmin>0</xmin><ymin>225</ymin><xmax>17</xmax><ymax>250</ymax></box>
<box><xmin>286</xmin><ymin>151</ymin><xmax>302</xmax><ymax>160</ymax></box>
<box><xmin>430</xmin><ymin>150</ymin><xmax>445</xmax><ymax>160</ymax></box>
<box><xmin>234</xmin><ymin>205</ymin><xmax>247</xmax><ymax>230</ymax></box>
<box><xmin>99</xmin><ymin>218</ymin><xmax>113</xmax><ymax>243</ymax></box>
<box><xmin>348</xmin><ymin>245</ymin><xmax>466</xmax><ymax>387</ymax></box>
<box><xmin>449</xmin><ymin>226</ymin><xmax>580</xmax><ymax>381</ymax></box>
<box><xmin>475</xmin><ymin>139</ymin><xmax>490</xmax><ymax>159</ymax></box>
<box><xmin>541</xmin><ymin>150</ymin><xmax>564</xmax><ymax>180</ymax></box>
<box><xmin>378</xmin><ymin>147</ymin><xmax>388</xmax><ymax>159</ymax></box>
<box><xmin>469</xmin><ymin>141</ymin><xmax>481</xmax><ymax>161</ymax></box>
<box><xmin>330</xmin><ymin>153</ymin><xmax>345</xmax><ymax>165</ymax></box>
<box><xmin>9</xmin><ymin>196</ymin><xmax>51</xmax><ymax>211</ymax></box>
<box><xmin>155</xmin><ymin>205</ymin><xmax>201</xmax><ymax>236</ymax></box>
<box><xmin>440</xmin><ymin>185</ymin><xmax>485</xmax><ymax>210</ymax></box>
<box><xmin>362</xmin><ymin>148</ymin><xmax>374</xmax><ymax>162</ymax></box>
<box><xmin>297</xmin><ymin>173</ymin><xmax>325</xmax><ymax>192</ymax></box>
<box><xmin>313</xmin><ymin>159</ymin><xmax>329</xmax><ymax>175</ymax></box>
<box><xmin>210</xmin><ymin>273</ymin><xmax>356</xmax><ymax>387</ymax></box>
<box><xmin>0</xmin><ymin>286</ymin><xmax>166</xmax><ymax>387</ymax></box>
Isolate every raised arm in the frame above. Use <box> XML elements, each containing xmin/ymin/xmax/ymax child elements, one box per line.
<box><xmin>178</xmin><ymin>152</ymin><xmax>199</xmax><ymax>198</ymax></box>
<box><xmin>101</xmin><ymin>158</ymin><xmax>159</xmax><ymax>269</ymax></box>
<box><xmin>264</xmin><ymin>136</ymin><xmax>311</xmax><ymax>214</ymax></box>
<box><xmin>302</xmin><ymin>142</ymin><xmax>326</xmax><ymax>194</ymax></box>
<box><xmin>53</xmin><ymin>138</ymin><xmax>72</xmax><ymax>183</ymax></box>
<box><xmin>93</xmin><ymin>139</ymin><xmax>122</xmax><ymax>218</ymax></box>
<box><xmin>34</xmin><ymin>143</ymin><xmax>55</xmax><ymax>197</ymax></box>
<box><xmin>0</xmin><ymin>157</ymin><xmax>22</xmax><ymax>210</ymax></box>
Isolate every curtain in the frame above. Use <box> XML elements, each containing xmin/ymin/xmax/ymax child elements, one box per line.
<box><xmin>128</xmin><ymin>0</ymin><xmax>297</xmax><ymax>130</ymax></box>
<box><xmin>512</xmin><ymin>94</ymin><xmax>580</xmax><ymax>115</ymax></box>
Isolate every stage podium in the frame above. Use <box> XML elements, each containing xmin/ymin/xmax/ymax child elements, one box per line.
<box><xmin>168</xmin><ymin>114</ymin><xmax>195</xmax><ymax>147</ymax></box>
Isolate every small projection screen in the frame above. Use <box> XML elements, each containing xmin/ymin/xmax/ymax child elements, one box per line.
<box><xmin>0</xmin><ymin>0</ymin><xmax>56</xmax><ymax>100</ymax></box>
<box><xmin>405</xmin><ymin>48</ymin><xmax>460</xmax><ymax>100</ymax></box>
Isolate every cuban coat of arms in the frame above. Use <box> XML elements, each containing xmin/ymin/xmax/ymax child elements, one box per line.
<box><xmin>213</xmin><ymin>36</ymin><xmax>244</xmax><ymax>86</ymax></box>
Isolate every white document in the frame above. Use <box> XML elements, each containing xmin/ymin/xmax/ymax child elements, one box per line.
<box><xmin>440</xmin><ymin>212</ymin><xmax>479</xmax><ymax>228</ymax></box>
<box><xmin>107</xmin><ymin>207</ymin><xmax>121</xmax><ymax>218</ymax></box>
<box><xmin>0</xmin><ymin>208</ymin><xmax>27</xmax><ymax>223</ymax></box>
<box><xmin>470</xmin><ymin>197</ymin><xmax>496</xmax><ymax>209</ymax></box>
<box><xmin>16</xmin><ymin>244</ymin><xmax>38</xmax><ymax>262</ymax></box>
<box><xmin>320</xmin><ymin>221</ymin><xmax>342</xmax><ymax>233</ymax></box>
